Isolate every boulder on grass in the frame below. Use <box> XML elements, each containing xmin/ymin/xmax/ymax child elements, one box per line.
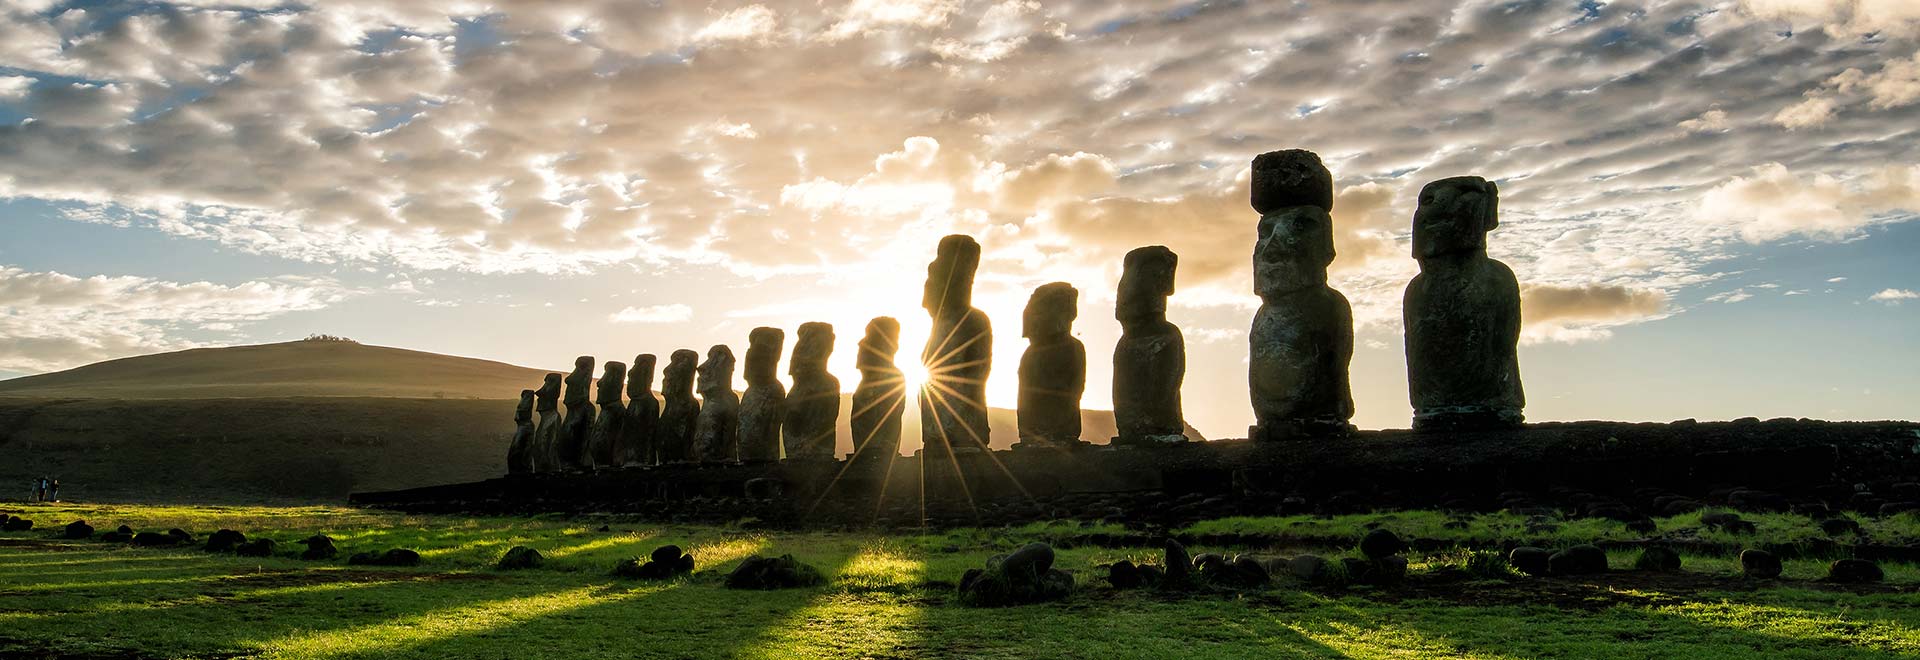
<box><xmin>297</xmin><ymin>535</ymin><xmax>339</xmax><ymax>560</ymax></box>
<box><xmin>1739</xmin><ymin>549</ymin><xmax>1781</xmax><ymax>579</ymax></box>
<box><xmin>61</xmin><ymin>520</ymin><xmax>93</xmax><ymax>540</ymax></box>
<box><xmin>958</xmin><ymin>542</ymin><xmax>1073</xmax><ymax>607</ymax></box>
<box><xmin>347</xmin><ymin>549</ymin><xmax>422</xmax><ymax>567</ymax></box>
<box><xmin>497</xmin><ymin>546</ymin><xmax>545</xmax><ymax>570</ymax></box>
<box><xmin>1509</xmin><ymin>547</ymin><xmax>1551</xmax><ymax>577</ymax></box>
<box><xmin>2</xmin><ymin>518</ymin><xmax>33</xmax><ymax>532</ymax></box>
<box><xmin>1633</xmin><ymin>546</ymin><xmax>1682</xmax><ymax>572</ymax></box>
<box><xmin>1161</xmin><ymin>539</ymin><xmax>1195</xmax><ymax>590</ymax></box>
<box><xmin>205</xmin><ymin>529</ymin><xmax>247</xmax><ymax>553</ymax></box>
<box><xmin>1549</xmin><ymin>544</ymin><xmax>1608</xmax><ymax>575</ymax></box>
<box><xmin>235</xmin><ymin>538</ymin><xmax>277</xmax><ymax>557</ymax></box>
<box><xmin>1359</xmin><ymin>529</ymin><xmax>1406</xmax><ymax>560</ymax></box>
<box><xmin>1827</xmin><ymin>559</ymin><xmax>1883</xmax><ymax>584</ymax></box>
<box><xmin>132</xmin><ymin>531</ymin><xmax>182</xmax><ymax>547</ymax></box>
<box><xmin>616</xmin><ymin>545</ymin><xmax>695</xmax><ymax>580</ymax></box>
<box><xmin>1287</xmin><ymin>554</ymin><xmax>1333</xmax><ymax>583</ymax></box>
<box><xmin>725</xmin><ymin>555</ymin><xmax>825</xmax><ymax>590</ymax></box>
<box><xmin>1819</xmin><ymin>518</ymin><xmax>1861</xmax><ymax>537</ymax></box>
<box><xmin>1106</xmin><ymin>560</ymin><xmax>1147</xmax><ymax>589</ymax></box>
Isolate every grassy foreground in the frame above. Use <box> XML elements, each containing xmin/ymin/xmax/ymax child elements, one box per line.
<box><xmin>1</xmin><ymin>503</ymin><xmax>1916</xmax><ymax>659</ymax></box>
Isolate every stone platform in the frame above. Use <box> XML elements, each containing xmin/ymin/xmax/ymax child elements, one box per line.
<box><xmin>349</xmin><ymin>419</ymin><xmax>1920</xmax><ymax>528</ymax></box>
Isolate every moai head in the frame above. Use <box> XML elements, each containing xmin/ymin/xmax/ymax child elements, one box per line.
<box><xmin>744</xmin><ymin>327</ymin><xmax>785</xmax><ymax>386</ymax></box>
<box><xmin>1117</xmin><ymin>246</ymin><xmax>1177</xmax><ymax>326</ymax></box>
<box><xmin>1254</xmin><ymin>206</ymin><xmax>1335</xmax><ymax>299</ymax></box>
<box><xmin>1250</xmin><ymin>149</ymin><xmax>1334</xmax><ymax>215</ymax></box>
<box><xmin>790</xmin><ymin>322</ymin><xmax>835</xmax><ymax>376</ymax></box>
<box><xmin>628</xmin><ymin>354</ymin><xmax>656</xmax><ymax>393</ymax></box>
<box><xmin>696</xmin><ymin>345</ymin><xmax>735</xmax><ymax>396</ymax></box>
<box><xmin>1412</xmin><ymin>176</ymin><xmax>1499</xmax><ymax>260</ymax></box>
<box><xmin>595</xmin><ymin>361</ymin><xmax>627</xmax><ymax>405</ymax></box>
<box><xmin>663</xmin><ymin>349</ymin><xmax>699</xmax><ymax>393</ymax></box>
<box><xmin>516</xmin><ymin>389</ymin><xmax>535</xmax><ymax>419</ymax></box>
<box><xmin>858</xmin><ymin>317</ymin><xmax>900</xmax><ymax>371</ymax></box>
<box><xmin>572</xmin><ymin>355</ymin><xmax>594</xmax><ymax>376</ymax></box>
<box><xmin>1023</xmin><ymin>282</ymin><xmax>1079</xmax><ymax>341</ymax></box>
<box><xmin>537</xmin><ymin>373</ymin><xmax>563</xmax><ymax>400</ymax></box>
<box><xmin>923</xmin><ymin>234</ymin><xmax>982</xmax><ymax>316</ymax></box>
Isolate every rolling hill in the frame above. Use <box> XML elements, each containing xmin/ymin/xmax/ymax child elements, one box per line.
<box><xmin>0</xmin><ymin>339</ymin><xmax>1202</xmax><ymax>503</ymax></box>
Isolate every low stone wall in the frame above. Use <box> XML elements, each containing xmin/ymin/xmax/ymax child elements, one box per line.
<box><xmin>349</xmin><ymin>419</ymin><xmax>1920</xmax><ymax>527</ymax></box>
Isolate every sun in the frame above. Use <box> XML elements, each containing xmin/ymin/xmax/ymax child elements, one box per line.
<box><xmin>899</xmin><ymin>359</ymin><xmax>929</xmax><ymax>392</ymax></box>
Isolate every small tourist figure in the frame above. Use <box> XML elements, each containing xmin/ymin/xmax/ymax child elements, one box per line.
<box><xmin>48</xmin><ymin>479</ymin><xmax>59</xmax><ymax>502</ymax></box>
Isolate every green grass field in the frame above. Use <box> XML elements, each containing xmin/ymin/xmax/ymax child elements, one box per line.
<box><xmin>2</xmin><ymin>502</ymin><xmax>1916</xmax><ymax>659</ymax></box>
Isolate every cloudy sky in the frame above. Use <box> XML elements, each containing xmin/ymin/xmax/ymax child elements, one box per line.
<box><xmin>0</xmin><ymin>0</ymin><xmax>1915</xmax><ymax>435</ymax></box>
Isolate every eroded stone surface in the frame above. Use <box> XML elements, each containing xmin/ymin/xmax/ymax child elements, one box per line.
<box><xmin>624</xmin><ymin>354</ymin><xmax>659</xmax><ymax>466</ymax></box>
<box><xmin>1248</xmin><ymin>150</ymin><xmax>1355</xmax><ymax>440</ymax></box>
<box><xmin>920</xmin><ymin>235</ymin><xmax>994</xmax><ymax>456</ymax></box>
<box><xmin>851</xmin><ymin>317</ymin><xmax>905</xmax><ymax>467</ymax></box>
<box><xmin>693</xmin><ymin>345</ymin><xmax>740</xmax><ymax>462</ymax></box>
<box><xmin>1404</xmin><ymin>176</ymin><xmax>1524</xmax><ymax>431</ymax></box>
<box><xmin>656</xmin><ymin>349</ymin><xmax>701</xmax><ymax>463</ymax></box>
<box><xmin>738</xmin><ymin>328</ymin><xmax>787</xmax><ymax>463</ymax></box>
<box><xmin>785</xmin><ymin>322</ymin><xmax>841</xmax><ymax>460</ymax></box>
<box><xmin>1018</xmin><ymin>282</ymin><xmax>1085</xmax><ymax>448</ymax></box>
<box><xmin>1114</xmin><ymin>246</ymin><xmax>1186</xmax><ymax>445</ymax></box>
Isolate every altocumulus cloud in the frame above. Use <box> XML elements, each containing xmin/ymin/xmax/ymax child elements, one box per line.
<box><xmin>0</xmin><ymin>0</ymin><xmax>1915</xmax><ymax>347</ymax></box>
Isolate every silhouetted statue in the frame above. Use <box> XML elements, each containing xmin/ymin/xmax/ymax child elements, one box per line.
<box><xmin>1248</xmin><ymin>150</ymin><xmax>1355</xmax><ymax>440</ymax></box>
<box><xmin>1113</xmin><ymin>246</ymin><xmax>1187</xmax><ymax>446</ymax></box>
<box><xmin>738</xmin><ymin>328</ymin><xmax>787</xmax><ymax>463</ymax></box>
<box><xmin>531</xmin><ymin>373</ymin><xmax>563</xmax><ymax>472</ymax></box>
<box><xmin>1017</xmin><ymin>282</ymin><xmax>1085</xmax><ymax>448</ymax></box>
<box><xmin>784</xmin><ymin>322</ymin><xmax>841</xmax><ymax>460</ymax></box>
<box><xmin>507</xmin><ymin>389</ymin><xmax>536</xmax><ymax>475</ymax></box>
<box><xmin>693</xmin><ymin>345</ymin><xmax>740</xmax><ymax>462</ymax></box>
<box><xmin>656</xmin><ymin>350</ymin><xmax>701</xmax><ymax>462</ymax></box>
<box><xmin>850</xmin><ymin>317</ymin><xmax>905</xmax><ymax>467</ymax></box>
<box><xmin>1404</xmin><ymin>176</ymin><xmax>1524</xmax><ymax>431</ymax></box>
<box><xmin>587</xmin><ymin>361</ymin><xmax>628</xmax><ymax>469</ymax></box>
<box><xmin>558</xmin><ymin>356</ymin><xmax>597</xmax><ymax>470</ymax></box>
<box><xmin>623</xmin><ymin>354</ymin><xmax>659</xmax><ymax>466</ymax></box>
<box><xmin>920</xmin><ymin>235</ymin><xmax>994</xmax><ymax>456</ymax></box>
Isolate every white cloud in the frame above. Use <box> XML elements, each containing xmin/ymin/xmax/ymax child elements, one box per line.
<box><xmin>1678</xmin><ymin>109</ymin><xmax>1730</xmax><ymax>134</ymax></box>
<box><xmin>1520</xmin><ymin>283</ymin><xmax>1672</xmax><ymax>344</ymax></box>
<box><xmin>1869</xmin><ymin>288</ymin><xmax>1918</xmax><ymax>304</ymax></box>
<box><xmin>1698</xmin><ymin>163</ymin><xmax>1920</xmax><ymax>242</ymax></box>
<box><xmin>1774</xmin><ymin>96</ymin><xmax>1836</xmax><ymax>130</ymax></box>
<box><xmin>694</xmin><ymin>5</ymin><xmax>778</xmax><ymax>43</ymax></box>
<box><xmin>0</xmin><ymin>266</ymin><xmax>346</xmax><ymax>372</ymax></box>
<box><xmin>610</xmin><ymin>304</ymin><xmax>693</xmax><ymax>324</ymax></box>
<box><xmin>1739</xmin><ymin>0</ymin><xmax>1920</xmax><ymax>37</ymax></box>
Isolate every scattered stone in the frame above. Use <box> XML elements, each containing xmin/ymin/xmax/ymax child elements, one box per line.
<box><xmin>298</xmin><ymin>534</ymin><xmax>339</xmax><ymax>560</ymax></box>
<box><xmin>1403</xmin><ymin>176</ymin><xmax>1524</xmax><ymax>431</ymax></box>
<box><xmin>1549</xmin><ymin>544</ymin><xmax>1608</xmax><ymax>575</ymax></box>
<box><xmin>726</xmin><ymin>555</ymin><xmax>825</xmax><ymax>590</ymax></box>
<box><xmin>1113</xmin><ymin>246</ymin><xmax>1187</xmax><ymax>446</ymax></box>
<box><xmin>1359</xmin><ymin>529</ymin><xmax>1406</xmax><ymax>560</ymax></box>
<box><xmin>132</xmin><ymin>531</ymin><xmax>182</xmax><ymax>547</ymax></box>
<box><xmin>1633</xmin><ymin>546</ymin><xmax>1682</xmax><ymax>572</ymax></box>
<box><xmin>1827</xmin><ymin>558</ymin><xmax>1883</xmax><ymax>584</ymax></box>
<box><xmin>1106</xmin><ymin>560</ymin><xmax>1146</xmax><ymax>589</ymax></box>
<box><xmin>1819</xmin><ymin>518</ymin><xmax>1862</xmax><ymax>537</ymax></box>
<box><xmin>617</xmin><ymin>545</ymin><xmax>695</xmax><ymax>580</ymax></box>
<box><xmin>235</xmin><ymin>538</ymin><xmax>277</xmax><ymax>557</ymax></box>
<box><xmin>1624</xmin><ymin>517</ymin><xmax>1658</xmax><ymax>535</ymax></box>
<box><xmin>1508</xmin><ymin>547</ymin><xmax>1551</xmax><ymax>576</ymax></box>
<box><xmin>1699</xmin><ymin>511</ymin><xmax>1742</xmax><ymax>528</ymax></box>
<box><xmin>1</xmin><ymin>517</ymin><xmax>32</xmax><ymax>532</ymax></box>
<box><xmin>1288</xmin><ymin>554</ymin><xmax>1332</xmax><ymax>583</ymax></box>
<box><xmin>497</xmin><ymin>546</ymin><xmax>544</xmax><ymax>570</ymax></box>
<box><xmin>348</xmin><ymin>548</ymin><xmax>423</xmax><ymax>567</ymax></box>
<box><xmin>1017</xmin><ymin>283</ymin><xmax>1087</xmax><ymax>448</ymax></box>
<box><xmin>1372</xmin><ymin>556</ymin><xmax>1409</xmax><ymax>584</ymax></box>
<box><xmin>1162</xmin><ymin>539</ymin><xmax>1195</xmax><ymax>589</ymax></box>
<box><xmin>1739</xmin><ymin>549</ymin><xmax>1782</xmax><ymax>579</ymax></box>
<box><xmin>100</xmin><ymin>530</ymin><xmax>133</xmax><ymax>543</ymax></box>
<box><xmin>61</xmin><ymin>520</ymin><xmax>93</xmax><ymax>540</ymax></box>
<box><xmin>957</xmin><ymin>542</ymin><xmax>1073</xmax><ymax>607</ymax></box>
<box><xmin>205</xmin><ymin>529</ymin><xmax>247</xmax><ymax>553</ymax></box>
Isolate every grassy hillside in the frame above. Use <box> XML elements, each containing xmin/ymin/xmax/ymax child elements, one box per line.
<box><xmin>0</xmin><ymin>339</ymin><xmax>550</xmax><ymax>400</ymax></box>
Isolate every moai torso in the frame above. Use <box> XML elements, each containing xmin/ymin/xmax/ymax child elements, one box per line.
<box><xmin>1113</xmin><ymin>246</ymin><xmax>1186</xmax><ymax>444</ymax></box>
<box><xmin>1248</xmin><ymin>150</ymin><xmax>1355</xmax><ymax>439</ymax></box>
<box><xmin>655</xmin><ymin>350</ymin><xmax>701</xmax><ymax>462</ymax></box>
<box><xmin>1403</xmin><ymin>176</ymin><xmax>1525</xmax><ymax>430</ymax></box>
<box><xmin>1017</xmin><ymin>282</ymin><xmax>1085</xmax><ymax>448</ymax></box>
<box><xmin>784</xmin><ymin>322</ymin><xmax>841</xmax><ymax>460</ymax></box>
<box><xmin>737</xmin><ymin>328</ymin><xmax>787</xmax><ymax>462</ymax></box>
<box><xmin>851</xmin><ymin>317</ymin><xmax>905</xmax><ymax>467</ymax></box>
<box><xmin>692</xmin><ymin>345</ymin><xmax>740</xmax><ymax>462</ymax></box>
<box><xmin>507</xmin><ymin>389</ymin><xmax>536</xmax><ymax>475</ymax></box>
<box><xmin>623</xmin><ymin>355</ymin><xmax>659</xmax><ymax>466</ymax></box>
<box><xmin>920</xmin><ymin>235</ymin><xmax>994</xmax><ymax>455</ymax></box>
<box><xmin>531</xmin><ymin>373</ymin><xmax>563</xmax><ymax>473</ymax></box>
<box><xmin>558</xmin><ymin>356</ymin><xmax>596</xmax><ymax>470</ymax></box>
<box><xmin>586</xmin><ymin>361</ymin><xmax>628</xmax><ymax>469</ymax></box>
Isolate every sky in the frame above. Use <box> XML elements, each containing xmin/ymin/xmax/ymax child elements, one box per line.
<box><xmin>0</xmin><ymin>0</ymin><xmax>1915</xmax><ymax>437</ymax></box>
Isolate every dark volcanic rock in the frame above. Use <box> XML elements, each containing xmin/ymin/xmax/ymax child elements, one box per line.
<box><xmin>1359</xmin><ymin>529</ymin><xmax>1406</xmax><ymax>560</ymax></box>
<box><xmin>1549</xmin><ymin>544</ymin><xmax>1608</xmax><ymax>575</ymax></box>
<box><xmin>725</xmin><ymin>555</ymin><xmax>825</xmax><ymax>590</ymax></box>
<box><xmin>623</xmin><ymin>354</ymin><xmax>661</xmax><ymax>466</ymax></box>
<box><xmin>347</xmin><ymin>548</ymin><xmax>422</xmax><ymax>567</ymax></box>
<box><xmin>849</xmin><ymin>317</ymin><xmax>905</xmax><ymax>467</ymax></box>
<box><xmin>692</xmin><ymin>345</ymin><xmax>740</xmax><ymax>462</ymax></box>
<box><xmin>1508</xmin><ymin>547</ymin><xmax>1551</xmax><ymax>577</ymax></box>
<box><xmin>1740</xmin><ymin>549</ymin><xmax>1782</xmax><ymax>579</ymax></box>
<box><xmin>1106</xmin><ymin>560</ymin><xmax>1145</xmax><ymax>589</ymax></box>
<box><xmin>1249</xmin><ymin>149</ymin><xmax>1354</xmax><ymax>440</ymax></box>
<box><xmin>1113</xmin><ymin>246</ymin><xmax>1186</xmax><ymax>446</ymax></box>
<box><xmin>61</xmin><ymin>520</ymin><xmax>93</xmax><ymax>540</ymax></box>
<box><xmin>507</xmin><ymin>388</ymin><xmax>537</xmax><ymax>475</ymax></box>
<box><xmin>236</xmin><ymin>538</ymin><xmax>277</xmax><ymax>557</ymax></box>
<box><xmin>559</xmin><ymin>356</ymin><xmax>597</xmax><ymax>470</ymax></box>
<box><xmin>784</xmin><ymin>323</ymin><xmax>842</xmax><ymax>459</ymax></box>
<box><xmin>2</xmin><ymin>517</ymin><xmax>33</xmax><ymax>532</ymax></box>
<box><xmin>205</xmin><ymin>529</ymin><xmax>247</xmax><ymax>553</ymax></box>
<box><xmin>132</xmin><ymin>531</ymin><xmax>181</xmax><ymax>547</ymax></box>
<box><xmin>497</xmin><ymin>546</ymin><xmax>544</xmax><ymax>570</ymax></box>
<box><xmin>737</xmin><ymin>328</ymin><xmax>787</xmax><ymax>463</ymax></box>
<box><xmin>1827</xmin><ymin>559</ymin><xmax>1883</xmax><ymax>583</ymax></box>
<box><xmin>1017</xmin><ymin>283</ymin><xmax>1086</xmax><ymax>448</ymax></box>
<box><xmin>1633</xmin><ymin>546</ymin><xmax>1682</xmax><ymax>572</ymax></box>
<box><xmin>619</xmin><ymin>545</ymin><xmax>695</xmax><ymax>580</ymax></box>
<box><xmin>297</xmin><ymin>534</ymin><xmax>338</xmax><ymax>560</ymax></box>
<box><xmin>957</xmin><ymin>542</ymin><xmax>1073</xmax><ymax>607</ymax></box>
<box><xmin>1162</xmin><ymin>538</ymin><xmax>1195</xmax><ymax>589</ymax></box>
<box><xmin>655</xmin><ymin>350</ymin><xmax>701</xmax><ymax>463</ymax></box>
<box><xmin>1819</xmin><ymin>518</ymin><xmax>1862</xmax><ymax>537</ymax></box>
<box><xmin>919</xmin><ymin>235</ymin><xmax>994</xmax><ymax>459</ymax></box>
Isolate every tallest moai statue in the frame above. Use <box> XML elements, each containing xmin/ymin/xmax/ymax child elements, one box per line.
<box><xmin>1403</xmin><ymin>176</ymin><xmax>1524</xmax><ymax>431</ymax></box>
<box><xmin>920</xmin><ymin>235</ymin><xmax>994</xmax><ymax>457</ymax></box>
<box><xmin>1248</xmin><ymin>149</ymin><xmax>1355</xmax><ymax>440</ymax></box>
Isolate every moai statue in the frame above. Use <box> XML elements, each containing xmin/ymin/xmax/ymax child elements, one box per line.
<box><xmin>507</xmin><ymin>389</ymin><xmax>536</xmax><ymax>475</ymax></box>
<box><xmin>784</xmin><ymin>322</ymin><xmax>841</xmax><ymax>460</ymax></box>
<box><xmin>1017</xmin><ymin>282</ymin><xmax>1086</xmax><ymax>449</ymax></box>
<box><xmin>558</xmin><ymin>356</ymin><xmax>597</xmax><ymax>470</ymax></box>
<box><xmin>692</xmin><ymin>345</ymin><xmax>740</xmax><ymax>462</ymax></box>
<box><xmin>623</xmin><ymin>354</ymin><xmax>660</xmax><ymax>466</ymax></box>
<box><xmin>586</xmin><ymin>361</ymin><xmax>628</xmax><ymax>469</ymax></box>
<box><xmin>919</xmin><ymin>235</ymin><xmax>993</xmax><ymax>457</ymax></box>
<box><xmin>531</xmin><ymin>373</ymin><xmax>563</xmax><ymax>472</ymax></box>
<box><xmin>850</xmin><ymin>317</ymin><xmax>905</xmax><ymax>467</ymax></box>
<box><xmin>1248</xmin><ymin>149</ymin><xmax>1356</xmax><ymax>440</ymax></box>
<box><xmin>1404</xmin><ymin>176</ymin><xmax>1524</xmax><ymax>431</ymax></box>
<box><xmin>1113</xmin><ymin>246</ymin><xmax>1187</xmax><ymax>446</ymax></box>
<box><xmin>737</xmin><ymin>328</ymin><xmax>787</xmax><ymax>463</ymax></box>
<box><xmin>655</xmin><ymin>350</ymin><xmax>701</xmax><ymax>462</ymax></box>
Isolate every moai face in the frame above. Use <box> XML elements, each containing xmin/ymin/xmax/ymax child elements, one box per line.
<box><xmin>629</xmin><ymin>354</ymin><xmax>656</xmax><ymax>392</ymax></box>
<box><xmin>1254</xmin><ymin>206</ymin><xmax>1335</xmax><ymax>299</ymax></box>
<box><xmin>1116</xmin><ymin>246</ymin><xmax>1177</xmax><ymax>325</ymax></box>
<box><xmin>596</xmin><ymin>362</ymin><xmax>627</xmax><ymax>404</ymax></box>
<box><xmin>539</xmin><ymin>373</ymin><xmax>562</xmax><ymax>397</ymax></box>
<box><xmin>744</xmin><ymin>327</ymin><xmax>785</xmax><ymax>385</ymax></box>
<box><xmin>1413</xmin><ymin>176</ymin><xmax>1499</xmax><ymax>260</ymax></box>
<box><xmin>573</xmin><ymin>355</ymin><xmax>594</xmax><ymax>374</ymax></box>
<box><xmin>791</xmin><ymin>322</ymin><xmax>835</xmax><ymax>376</ymax></box>
<box><xmin>1023</xmin><ymin>282</ymin><xmax>1079</xmax><ymax>340</ymax></box>
<box><xmin>1250</xmin><ymin>149</ymin><xmax>1334</xmax><ymax>215</ymax></box>
<box><xmin>697</xmin><ymin>345</ymin><xmax>735</xmax><ymax>395</ymax></box>
<box><xmin>516</xmin><ymin>389</ymin><xmax>535</xmax><ymax>417</ymax></box>
<box><xmin>923</xmin><ymin>234</ymin><xmax>982</xmax><ymax>315</ymax></box>
<box><xmin>664</xmin><ymin>349</ymin><xmax>699</xmax><ymax>392</ymax></box>
<box><xmin>858</xmin><ymin>317</ymin><xmax>901</xmax><ymax>371</ymax></box>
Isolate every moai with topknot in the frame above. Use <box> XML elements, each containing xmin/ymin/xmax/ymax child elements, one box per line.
<box><xmin>1113</xmin><ymin>246</ymin><xmax>1187</xmax><ymax>446</ymax></box>
<box><xmin>1248</xmin><ymin>149</ymin><xmax>1356</xmax><ymax>440</ymax></box>
<box><xmin>920</xmin><ymin>235</ymin><xmax>994</xmax><ymax>457</ymax></box>
<box><xmin>784</xmin><ymin>322</ymin><xmax>841</xmax><ymax>460</ymax></box>
<box><xmin>655</xmin><ymin>349</ymin><xmax>701</xmax><ymax>462</ymax></box>
<box><xmin>692</xmin><ymin>345</ymin><xmax>740</xmax><ymax>462</ymax></box>
<box><xmin>1017</xmin><ymin>282</ymin><xmax>1085</xmax><ymax>449</ymax></box>
<box><xmin>737</xmin><ymin>328</ymin><xmax>787</xmax><ymax>463</ymax></box>
<box><xmin>1403</xmin><ymin>176</ymin><xmax>1525</xmax><ymax>431</ymax></box>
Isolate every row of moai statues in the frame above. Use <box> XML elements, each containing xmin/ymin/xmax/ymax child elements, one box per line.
<box><xmin>507</xmin><ymin>148</ymin><xmax>1525</xmax><ymax>473</ymax></box>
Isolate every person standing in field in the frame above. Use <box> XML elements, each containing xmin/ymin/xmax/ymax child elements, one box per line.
<box><xmin>48</xmin><ymin>479</ymin><xmax>58</xmax><ymax>502</ymax></box>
